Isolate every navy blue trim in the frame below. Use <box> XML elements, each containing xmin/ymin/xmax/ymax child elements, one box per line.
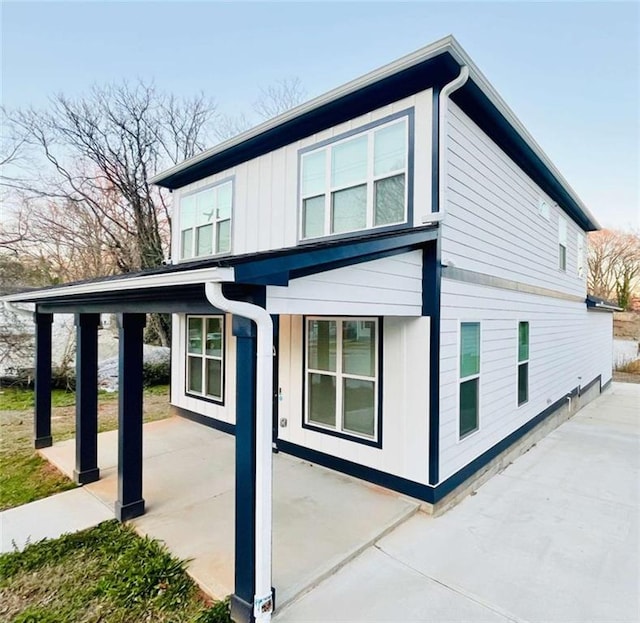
<box><xmin>272</xmin><ymin>314</ymin><xmax>280</xmax><ymax>443</ymax></box>
<box><xmin>184</xmin><ymin>314</ymin><xmax>226</xmax><ymax>406</ymax></box>
<box><xmin>423</xmin><ymin>237</ymin><xmax>442</xmax><ymax>485</ymax></box>
<box><xmin>431</xmin><ymin>86</ymin><xmax>440</xmax><ymax>213</ymax></box>
<box><xmin>116</xmin><ymin>313</ymin><xmax>146</xmax><ymax>521</ymax></box>
<box><xmin>585</xmin><ymin>294</ymin><xmax>621</xmax><ymax>312</ymax></box>
<box><xmin>276</xmin><ymin>439</ymin><xmax>436</xmax><ymax>503</ymax></box>
<box><xmin>174</xmin><ymin>405</ymin><xmax>236</xmax><ymax>435</ymax></box>
<box><xmin>601</xmin><ymin>377</ymin><xmax>612</xmax><ymax>392</ymax></box>
<box><xmin>279</xmin><ymin>374</ymin><xmax>601</xmax><ymax>504</ymax></box>
<box><xmin>34</xmin><ymin>312</ymin><xmax>53</xmax><ymax>449</ymax></box>
<box><xmin>74</xmin><ymin>313</ymin><xmax>100</xmax><ymax>485</ymax></box>
<box><xmin>301</xmin><ymin>316</ymin><xmax>383</xmax><ymax>449</ymax></box>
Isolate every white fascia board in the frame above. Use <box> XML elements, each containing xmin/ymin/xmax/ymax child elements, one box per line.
<box><xmin>0</xmin><ymin>266</ymin><xmax>236</xmax><ymax>303</ymax></box>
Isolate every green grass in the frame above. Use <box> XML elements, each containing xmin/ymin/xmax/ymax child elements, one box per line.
<box><xmin>0</xmin><ymin>385</ymin><xmax>172</xmax><ymax>511</ymax></box>
<box><xmin>0</xmin><ymin>520</ymin><xmax>231</xmax><ymax>623</ymax></box>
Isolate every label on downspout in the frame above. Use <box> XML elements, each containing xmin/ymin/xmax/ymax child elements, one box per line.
<box><xmin>254</xmin><ymin>593</ymin><xmax>274</xmax><ymax>615</ymax></box>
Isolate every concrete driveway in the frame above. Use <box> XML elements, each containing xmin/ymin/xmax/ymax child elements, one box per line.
<box><xmin>276</xmin><ymin>382</ymin><xmax>640</xmax><ymax>622</ymax></box>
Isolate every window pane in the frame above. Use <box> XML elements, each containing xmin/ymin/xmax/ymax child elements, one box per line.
<box><xmin>303</xmin><ymin>196</ymin><xmax>325</xmax><ymax>238</ymax></box>
<box><xmin>343</xmin><ymin>378</ymin><xmax>375</xmax><ymax>436</ymax></box>
<box><xmin>331</xmin><ymin>184</ymin><xmax>366</xmax><ymax>233</ymax></box>
<box><xmin>217</xmin><ymin>220</ymin><xmax>231</xmax><ymax>253</ymax></box>
<box><xmin>518</xmin><ymin>362</ymin><xmax>528</xmax><ymax>406</ymax></box>
<box><xmin>308</xmin><ymin>320</ymin><xmax>336</xmax><ymax>372</ymax></box>
<box><xmin>181</xmin><ymin>228</ymin><xmax>193</xmax><ymax>259</ymax></box>
<box><xmin>308</xmin><ymin>373</ymin><xmax>336</xmax><ymax>427</ymax></box>
<box><xmin>181</xmin><ymin>195</ymin><xmax>196</xmax><ymax>229</ymax></box>
<box><xmin>217</xmin><ymin>183</ymin><xmax>232</xmax><ymax>220</ymax></box>
<box><xmin>206</xmin><ymin>358</ymin><xmax>222</xmax><ymax>399</ymax></box>
<box><xmin>196</xmin><ymin>189</ymin><xmax>216</xmax><ymax>224</ymax></box>
<box><xmin>518</xmin><ymin>322</ymin><xmax>529</xmax><ymax>362</ymax></box>
<box><xmin>459</xmin><ymin>378</ymin><xmax>478</xmax><ymax>438</ymax></box>
<box><xmin>374</xmin><ymin>121</ymin><xmax>406</xmax><ymax>176</ymax></box>
<box><xmin>206</xmin><ymin>317</ymin><xmax>223</xmax><ymax>357</ymax></box>
<box><xmin>342</xmin><ymin>320</ymin><xmax>375</xmax><ymax>377</ymax></box>
<box><xmin>460</xmin><ymin>323</ymin><xmax>480</xmax><ymax>378</ymax></box>
<box><xmin>196</xmin><ymin>224</ymin><xmax>213</xmax><ymax>256</ymax></box>
<box><xmin>331</xmin><ymin>135</ymin><xmax>367</xmax><ymax>188</ymax></box>
<box><xmin>188</xmin><ymin>356</ymin><xmax>203</xmax><ymax>393</ymax></box>
<box><xmin>559</xmin><ymin>244</ymin><xmax>567</xmax><ymax>270</ymax></box>
<box><xmin>374</xmin><ymin>174</ymin><xmax>405</xmax><ymax>226</ymax></box>
<box><xmin>302</xmin><ymin>151</ymin><xmax>326</xmax><ymax>197</ymax></box>
<box><xmin>188</xmin><ymin>317</ymin><xmax>203</xmax><ymax>354</ymax></box>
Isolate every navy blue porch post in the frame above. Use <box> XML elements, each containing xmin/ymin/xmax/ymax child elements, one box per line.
<box><xmin>34</xmin><ymin>312</ymin><xmax>53</xmax><ymax>449</ymax></box>
<box><xmin>115</xmin><ymin>313</ymin><xmax>146</xmax><ymax>521</ymax></box>
<box><xmin>73</xmin><ymin>313</ymin><xmax>100</xmax><ymax>484</ymax></box>
<box><xmin>230</xmin><ymin>315</ymin><xmax>258</xmax><ymax>623</ymax></box>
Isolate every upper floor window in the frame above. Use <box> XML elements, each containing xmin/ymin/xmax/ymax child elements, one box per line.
<box><xmin>180</xmin><ymin>180</ymin><xmax>232</xmax><ymax>260</ymax></box>
<box><xmin>558</xmin><ymin>216</ymin><xmax>567</xmax><ymax>271</ymax></box>
<box><xmin>300</xmin><ymin>116</ymin><xmax>410</xmax><ymax>240</ymax></box>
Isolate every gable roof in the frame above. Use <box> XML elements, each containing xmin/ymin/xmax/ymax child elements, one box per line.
<box><xmin>151</xmin><ymin>35</ymin><xmax>599</xmax><ymax>232</ymax></box>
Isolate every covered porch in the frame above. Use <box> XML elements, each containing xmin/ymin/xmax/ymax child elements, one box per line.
<box><xmin>38</xmin><ymin>415</ymin><xmax>419</xmax><ymax>608</ymax></box>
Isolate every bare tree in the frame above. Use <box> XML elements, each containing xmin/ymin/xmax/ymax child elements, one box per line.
<box><xmin>588</xmin><ymin>229</ymin><xmax>640</xmax><ymax>310</ymax></box>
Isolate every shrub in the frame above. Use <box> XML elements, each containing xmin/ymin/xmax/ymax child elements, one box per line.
<box><xmin>143</xmin><ymin>361</ymin><xmax>171</xmax><ymax>387</ymax></box>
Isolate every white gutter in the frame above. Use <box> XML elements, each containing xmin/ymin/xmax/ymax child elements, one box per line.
<box><xmin>438</xmin><ymin>65</ymin><xmax>470</xmax><ymax>215</ymax></box>
<box><xmin>0</xmin><ymin>267</ymin><xmax>236</xmax><ymax>303</ymax></box>
<box><xmin>204</xmin><ymin>282</ymin><xmax>274</xmax><ymax>622</ymax></box>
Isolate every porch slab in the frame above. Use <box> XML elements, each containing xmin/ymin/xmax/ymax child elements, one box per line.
<box><xmin>40</xmin><ymin>416</ymin><xmax>419</xmax><ymax>606</ymax></box>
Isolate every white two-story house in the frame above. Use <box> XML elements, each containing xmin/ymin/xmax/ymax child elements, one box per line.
<box><xmin>3</xmin><ymin>36</ymin><xmax>615</xmax><ymax>622</ymax></box>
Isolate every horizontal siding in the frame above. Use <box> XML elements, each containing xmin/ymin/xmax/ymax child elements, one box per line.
<box><xmin>441</xmin><ymin>102</ymin><xmax>586</xmax><ymax>298</ymax></box>
<box><xmin>171</xmin><ymin>91</ymin><xmax>432</xmax><ymax>260</ymax></box>
<box><xmin>170</xmin><ymin>314</ymin><xmax>237</xmax><ymax>425</ymax></box>
<box><xmin>276</xmin><ymin>315</ymin><xmax>431</xmax><ymax>484</ymax></box>
<box><xmin>266</xmin><ymin>251</ymin><xmax>423</xmax><ymax>316</ymax></box>
<box><xmin>439</xmin><ymin>278</ymin><xmax>613</xmax><ymax>482</ymax></box>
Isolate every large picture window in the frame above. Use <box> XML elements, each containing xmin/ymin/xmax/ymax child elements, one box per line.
<box><xmin>186</xmin><ymin>315</ymin><xmax>224</xmax><ymax>402</ymax></box>
<box><xmin>300</xmin><ymin>116</ymin><xmax>409</xmax><ymax>240</ymax></box>
<box><xmin>305</xmin><ymin>317</ymin><xmax>379</xmax><ymax>443</ymax></box>
<box><xmin>517</xmin><ymin>321</ymin><xmax>529</xmax><ymax>406</ymax></box>
<box><xmin>459</xmin><ymin>322</ymin><xmax>480</xmax><ymax>439</ymax></box>
<box><xmin>180</xmin><ymin>181</ymin><xmax>232</xmax><ymax>260</ymax></box>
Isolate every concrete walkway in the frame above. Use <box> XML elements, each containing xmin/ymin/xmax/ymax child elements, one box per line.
<box><xmin>276</xmin><ymin>382</ymin><xmax>640</xmax><ymax>622</ymax></box>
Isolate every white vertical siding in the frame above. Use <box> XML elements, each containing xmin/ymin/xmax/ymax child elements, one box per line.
<box><xmin>439</xmin><ymin>279</ymin><xmax>613</xmax><ymax>482</ymax></box>
<box><xmin>266</xmin><ymin>251</ymin><xmax>423</xmax><ymax>316</ymax></box>
<box><xmin>441</xmin><ymin>101</ymin><xmax>587</xmax><ymax>298</ymax></box>
<box><xmin>170</xmin><ymin>91</ymin><xmax>432</xmax><ymax>261</ymax></box>
<box><xmin>170</xmin><ymin>314</ymin><xmax>237</xmax><ymax>425</ymax></box>
<box><xmin>276</xmin><ymin>315</ymin><xmax>431</xmax><ymax>484</ymax></box>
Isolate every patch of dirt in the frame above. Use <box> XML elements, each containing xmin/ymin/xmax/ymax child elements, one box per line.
<box><xmin>613</xmin><ymin>371</ymin><xmax>640</xmax><ymax>384</ymax></box>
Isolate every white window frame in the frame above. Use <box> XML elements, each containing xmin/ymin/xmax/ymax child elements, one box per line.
<box><xmin>299</xmin><ymin>116</ymin><xmax>409</xmax><ymax>240</ymax></box>
<box><xmin>558</xmin><ymin>216</ymin><xmax>568</xmax><ymax>271</ymax></box>
<box><xmin>179</xmin><ymin>179</ymin><xmax>233</xmax><ymax>261</ymax></box>
<box><xmin>186</xmin><ymin>315</ymin><xmax>224</xmax><ymax>403</ymax></box>
<box><xmin>304</xmin><ymin>316</ymin><xmax>380</xmax><ymax>443</ymax></box>
<box><xmin>458</xmin><ymin>321</ymin><xmax>481</xmax><ymax>441</ymax></box>
<box><xmin>517</xmin><ymin>321</ymin><xmax>529</xmax><ymax>407</ymax></box>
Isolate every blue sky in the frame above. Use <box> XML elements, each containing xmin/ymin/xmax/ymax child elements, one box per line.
<box><xmin>2</xmin><ymin>1</ymin><xmax>638</xmax><ymax>229</ymax></box>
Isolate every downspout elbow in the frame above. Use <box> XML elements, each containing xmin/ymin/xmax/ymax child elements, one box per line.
<box><xmin>3</xmin><ymin>300</ymin><xmax>35</xmax><ymax>321</ymax></box>
<box><xmin>438</xmin><ymin>65</ymin><xmax>470</xmax><ymax>215</ymax></box>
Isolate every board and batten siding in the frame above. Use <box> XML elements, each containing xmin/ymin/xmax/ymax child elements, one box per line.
<box><xmin>170</xmin><ymin>314</ymin><xmax>237</xmax><ymax>425</ymax></box>
<box><xmin>266</xmin><ymin>251</ymin><xmax>423</xmax><ymax>316</ymax></box>
<box><xmin>170</xmin><ymin>91</ymin><xmax>433</xmax><ymax>261</ymax></box>
<box><xmin>441</xmin><ymin>101</ymin><xmax>586</xmax><ymax>298</ymax></box>
<box><xmin>438</xmin><ymin>279</ymin><xmax>612</xmax><ymax>482</ymax></box>
<box><xmin>277</xmin><ymin>315</ymin><xmax>431</xmax><ymax>484</ymax></box>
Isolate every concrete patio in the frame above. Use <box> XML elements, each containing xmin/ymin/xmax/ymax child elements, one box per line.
<box><xmin>38</xmin><ymin>416</ymin><xmax>419</xmax><ymax>607</ymax></box>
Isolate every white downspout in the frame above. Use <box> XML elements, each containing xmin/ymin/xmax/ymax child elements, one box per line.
<box><xmin>438</xmin><ymin>65</ymin><xmax>469</xmax><ymax>214</ymax></box>
<box><xmin>205</xmin><ymin>282</ymin><xmax>274</xmax><ymax>622</ymax></box>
